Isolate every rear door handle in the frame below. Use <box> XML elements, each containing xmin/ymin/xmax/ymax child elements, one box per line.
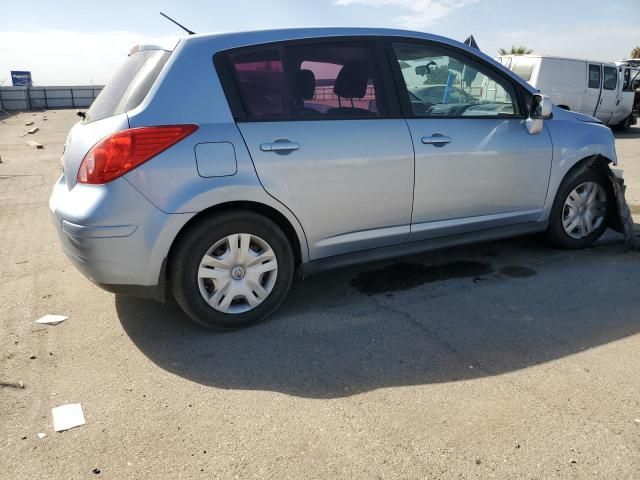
<box><xmin>260</xmin><ymin>141</ymin><xmax>300</xmax><ymax>152</ymax></box>
<box><xmin>421</xmin><ymin>134</ymin><xmax>451</xmax><ymax>146</ymax></box>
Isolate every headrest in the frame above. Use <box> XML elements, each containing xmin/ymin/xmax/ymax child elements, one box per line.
<box><xmin>294</xmin><ymin>69</ymin><xmax>316</xmax><ymax>100</ymax></box>
<box><xmin>334</xmin><ymin>60</ymin><xmax>368</xmax><ymax>99</ymax></box>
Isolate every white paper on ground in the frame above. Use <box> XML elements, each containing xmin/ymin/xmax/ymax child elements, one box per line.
<box><xmin>52</xmin><ymin>403</ymin><xmax>85</xmax><ymax>432</ymax></box>
<box><xmin>34</xmin><ymin>315</ymin><xmax>68</xmax><ymax>325</ymax></box>
<box><xmin>37</xmin><ymin>432</ymin><xmax>47</xmax><ymax>439</ymax></box>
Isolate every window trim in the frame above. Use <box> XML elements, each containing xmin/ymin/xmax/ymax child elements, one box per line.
<box><xmin>213</xmin><ymin>36</ymin><xmax>402</xmax><ymax>123</ymax></box>
<box><xmin>384</xmin><ymin>38</ymin><xmax>528</xmax><ymax>120</ymax></box>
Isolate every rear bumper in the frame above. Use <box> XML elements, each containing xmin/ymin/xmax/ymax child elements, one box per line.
<box><xmin>49</xmin><ymin>175</ymin><xmax>192</xmax><ymax>301</ymax></box>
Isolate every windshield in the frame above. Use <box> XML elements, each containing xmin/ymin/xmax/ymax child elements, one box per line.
<box><xmin>84</xmin><ymin>49</ymin><xmax>171</xmax><ymax>124</ymax></box>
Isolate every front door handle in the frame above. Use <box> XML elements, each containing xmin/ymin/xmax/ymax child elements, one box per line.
<box><xmin>260</xmin><ymin>140</ymin><xmax>300</xmax><ymax>152</ymax></box>
<box><xmin>421</xmin><ymin>134</ymin><xmax>452</xmax><ymax>146</ymax></box>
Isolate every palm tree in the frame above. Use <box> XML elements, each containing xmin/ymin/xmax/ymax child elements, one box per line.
<box><xmin>498</xmin><ymin>46</ymin><xmax>533</xmax><ymax>55</ymax></box>
<box><xmin>631</xmin><ymin>47</ymin><xmax>640</xmax><ymax>59</ymax></box>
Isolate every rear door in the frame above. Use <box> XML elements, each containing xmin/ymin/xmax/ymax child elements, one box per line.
<box><xmin>221</xmin><ymin>40</ymin><xmax>414</xmax><ymax>260</ymax></box>
<box><xmin>389</xmin><ymin>41</ymin><xmax>553</xmax><ymax>241</ymax></box>
<box><xmin>597</xmin><ymin>65</ymin><xmax>618</xmax><ymax>123</ymax></box>
<box><xmin>61</xmin><ymin>48</ymin><xmax>171</xmax><ymax>189</ymax></box>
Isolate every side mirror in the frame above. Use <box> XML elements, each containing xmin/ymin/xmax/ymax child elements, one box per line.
<box><xmin>526</xmin><ymin>94</ymin><xmax>552</xmax><ymax>135</ymax></box>
<box><xmin>529</xmin><ymin>94</ymin><xmax>552</xmax><ymax>120</ymax></box>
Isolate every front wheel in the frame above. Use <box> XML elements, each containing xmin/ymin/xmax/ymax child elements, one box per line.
<box><xmin>169</xmin><ymin>211</ymin><xmax>294</xmax><ymax>330</ymax></box>
<box><xmin>545</xmin><ymin>167</ymin><xmax>613</xmax><ymax>249</ymax></box>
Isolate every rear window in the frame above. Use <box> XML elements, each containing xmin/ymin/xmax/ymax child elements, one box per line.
<box><xmin>84</xmin><ymin>49</ymin><xmax>171</xmax><ymax>124</ymax></box>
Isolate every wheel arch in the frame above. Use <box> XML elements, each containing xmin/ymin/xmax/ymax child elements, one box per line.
<box><xmin>167</xmin><ymin>201</ymin><xmax>307</xmax><ymax>270</ymax></box>
<box><xmin>549</xmin><ymin>153</ymin><xmax>621</xmax><ymax>231</ymax></box>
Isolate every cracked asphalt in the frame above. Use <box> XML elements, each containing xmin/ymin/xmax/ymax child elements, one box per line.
<box><xmin>1</xmin><ymin>110</ymin><xmax>640</xmax><ymax>479</ymax></box>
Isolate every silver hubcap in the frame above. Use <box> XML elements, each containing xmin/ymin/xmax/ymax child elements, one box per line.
<box><xmin>197</xmin><ymin>233</ymin><xmax>278</xmax><ymax>314</ymax></box>
<box><xmin>562</xmin><ymin>181</ymin><xmax>607</xmax><ymax>239</ymax></box>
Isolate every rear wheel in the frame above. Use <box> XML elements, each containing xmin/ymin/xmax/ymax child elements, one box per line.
<box><xmin>169</xmin><ymin>211</ymin><xmax>294</xmax><ymax>330</ymax></box>
<box><xmin>545</xmin><ymin>167</ymin><xmax>613</xmax><ymax>249</ymax></box>
<box><xmin>613</xmin><ymin>115</ymin><xmax>632</xmax><ymax>131</ymax></box>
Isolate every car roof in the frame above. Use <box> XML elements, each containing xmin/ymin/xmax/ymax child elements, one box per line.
<box><xmin>178</xmin><ymin>27</ymin><xmax>536</xmax><ymax>94</ymax></box>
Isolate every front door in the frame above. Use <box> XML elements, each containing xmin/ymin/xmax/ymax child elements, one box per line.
<box><xmin>390</xmin><ymin>41</ymin><xmax>553</xmax><ymax>241</ymax></box>
<box><xmin>225</xmin><ymin>40</ymin><xmax>414</xmax><ymax>260</ymax></box>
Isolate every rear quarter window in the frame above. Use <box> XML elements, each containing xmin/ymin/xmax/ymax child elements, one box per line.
<box><xmin>84</xmin><ymin>49</ymin><xmax>171</xmax><ymax>124</ymax></box>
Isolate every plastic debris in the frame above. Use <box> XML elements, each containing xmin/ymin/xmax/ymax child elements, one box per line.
<box><xmin>26</xmin><ymin>140</ymin><xmax>43</xmax><ymax>149</ymax></box>
<box><xmin>608</xmin><ymin>168</ymin><xmax>639</xmax><ymax>250</ymax></box>
<box><xmin>34</xmin><ymin>315</ymin><xmax>68</xmax><ymax>325</ymax></box>
<box><xmin>25</xmin><ymin>121</ymin><xmax>34</xmax><ymax>126</ymax></box>
<box><xmin>37</xmin><ymin>433</ymin><xmax>47</xmax><ymax>439</ymax></box>
<box><xmin>27</xmin><ymin>127</ymin><xmax>39</xmax><ymax>134</ymax></box>
<box><xmin>52</xmin><ymin>403</ymin><xmax>85</xmax><ymax>432</ymax></box>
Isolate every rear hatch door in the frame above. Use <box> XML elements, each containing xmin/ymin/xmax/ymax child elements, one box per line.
<box><xmin>61</xmin><ymin>48</ymin><xmax>171</xmax><ymax>189</ymax></box>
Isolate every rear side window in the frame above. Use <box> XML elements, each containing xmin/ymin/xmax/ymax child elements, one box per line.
<box><xmin>226</xmin><ymin>41</ymin><xmax>384</xmax><ymax>120</ymax></box>
<box><xmin>228</xmin><ymin>49</ymin><xmax>285</xmax><ymax>119</ymax></box>
<box><xmin>603</xmin><ymin>66</ymin><xmax>617</xmax><ymax>90</ymax></box>
<box><xmin>84</xmin><ymin>49</ymin><xmax>171</xmax><ymax>124</ymax></box>
<box><xmin>588</xmin><ymin>64</ymin><xmax>601</xmax><ymax>89</ymax></box>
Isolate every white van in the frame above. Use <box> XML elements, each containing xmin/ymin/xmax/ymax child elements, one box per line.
<box><xmin>498</xmin><ymin>55</ymin><xmax>639</xmax><ymax>129</ymax></box>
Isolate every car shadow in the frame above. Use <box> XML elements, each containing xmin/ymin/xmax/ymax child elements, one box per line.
<box><xmin>116</xmin><ymin>233</ymin><xmax>640</xmax><ymax>399</ymax></box>
<box><xmin>613</xmin><ymin>125</ymin><xmax>640</xmax><ymax>139</ymax></box>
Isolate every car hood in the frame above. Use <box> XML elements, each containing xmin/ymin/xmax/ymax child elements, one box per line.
<box><xmin>552</xmin><ymin>105</ymin><xmax>601</xmax><ymax>124</ymax></box>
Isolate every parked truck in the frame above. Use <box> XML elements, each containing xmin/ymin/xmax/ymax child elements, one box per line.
<box><xmin>498</xmin><ymin>54</ymin><xmax>640</xmax><ymax>130</ymax></box>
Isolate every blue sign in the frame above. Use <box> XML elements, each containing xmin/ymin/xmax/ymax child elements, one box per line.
<box><xmin>11</xmin><ymin>71</ymin><xmax>32</xmax><ymax>86</ymax></box>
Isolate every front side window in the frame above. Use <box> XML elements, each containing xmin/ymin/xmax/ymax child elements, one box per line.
<box><xmin>227</xmin><ymin>41</ymin><xmax>384</xmax><ymax>120</ymax></box>
<box><xmin>588</xmin><ymin>64</ymin><xmax>601</xmax><ymax>89</ymax></box>
<box><xmin>603</xmin><ymin>66</ymin><xmax>617</xmax><ymax>90</ymax></box>
<box><xmin>392</xmin><ymin>42</ymin><xmax>517</xmax><ymax>118</ymax></box>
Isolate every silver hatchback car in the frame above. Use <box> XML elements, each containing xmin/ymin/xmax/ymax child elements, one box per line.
<box><xmin>50</xmin><ymin>27</ymin><xmax>620</xmax><ymax>329</ymax></box>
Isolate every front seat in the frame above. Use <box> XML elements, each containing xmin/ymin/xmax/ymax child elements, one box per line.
<box><xmin>327</xmin><ymin>60</ymin><xmax>374</xmax><ymax>117</ymax></box>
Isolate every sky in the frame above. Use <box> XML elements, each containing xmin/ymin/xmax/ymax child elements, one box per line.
<box><xmin>1</xmin><ymin>0</ymin><xmax>639</xmax><ymax>85</ymax></box>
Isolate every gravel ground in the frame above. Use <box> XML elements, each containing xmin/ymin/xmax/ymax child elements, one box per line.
<box><xmin>1</xmin><ymin>110</ymin><xmax>639</xmax><ymax>479</ymax></box>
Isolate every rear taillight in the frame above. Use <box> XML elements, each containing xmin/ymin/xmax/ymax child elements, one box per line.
<box><xmin>77</xmin><ymin>125</ymin><xmax>198</xmax><ymax>184</ymax></box>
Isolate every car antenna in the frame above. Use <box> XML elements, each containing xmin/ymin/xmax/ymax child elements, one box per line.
<box><xmin>159</xmin><ymin>12</ymin><xmax>196</xmax><ymax>35</ymax></box>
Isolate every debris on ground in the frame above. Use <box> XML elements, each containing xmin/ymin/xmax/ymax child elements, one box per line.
<box><xmin>27</xmin><ymin>127</ymin><xmax>39</xmax><ymax>134</ymax></box>
<box><xmin>569</xmin><ymin>458</ymin><xmax>577</xmax><ymax>464</ymax></box>
<box><xmin>52</xmin><ymin>403</ymin><xmax>85</xmax><ymax>432</ymax></box>
<box><xmin>0</xmin><ymin>380</ymin><xmax>25</xmax><ymax>389</ymax></box>
<box><xmin>34</xmin><ymin>315</ymin><xmax>68</xmax><ymax>325</ymax></box>
<box><xmin>37</xmin><ymin>433</ymin><xmax>47</xmax><ymax>439</ymax></box>
<box><xmin>29</xmin><ymin>354</ymin><xmax>36</xmax><ymax>360</ymax></box>
<box><xmin>25</xmin><ymin>121</ymin><xmax>34</xmax><ymax>126</ymax></box>
<box><xmin>26</xmin><ymin>140</ymin><xmax>43</xmax><ymax>149</ymax></box>
<box><xmin>92</xmin><ymin>468</ymin><xmax>101</xmax><ymax>475</ymax></box>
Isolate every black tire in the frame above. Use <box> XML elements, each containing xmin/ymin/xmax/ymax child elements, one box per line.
<box><xmin>612</xmin><ymin>115</ymin><xmax>632</xmax><ymax>132</ymax></box>
<box><xmin>545</xmin><ymin>166</ymin><xmax>614</xmax><ymax>249</ymax></box>
<box><xmin>169</xmin><ymin>210</ymin><xmax>294</xmax><ymax>330</ymax></box>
